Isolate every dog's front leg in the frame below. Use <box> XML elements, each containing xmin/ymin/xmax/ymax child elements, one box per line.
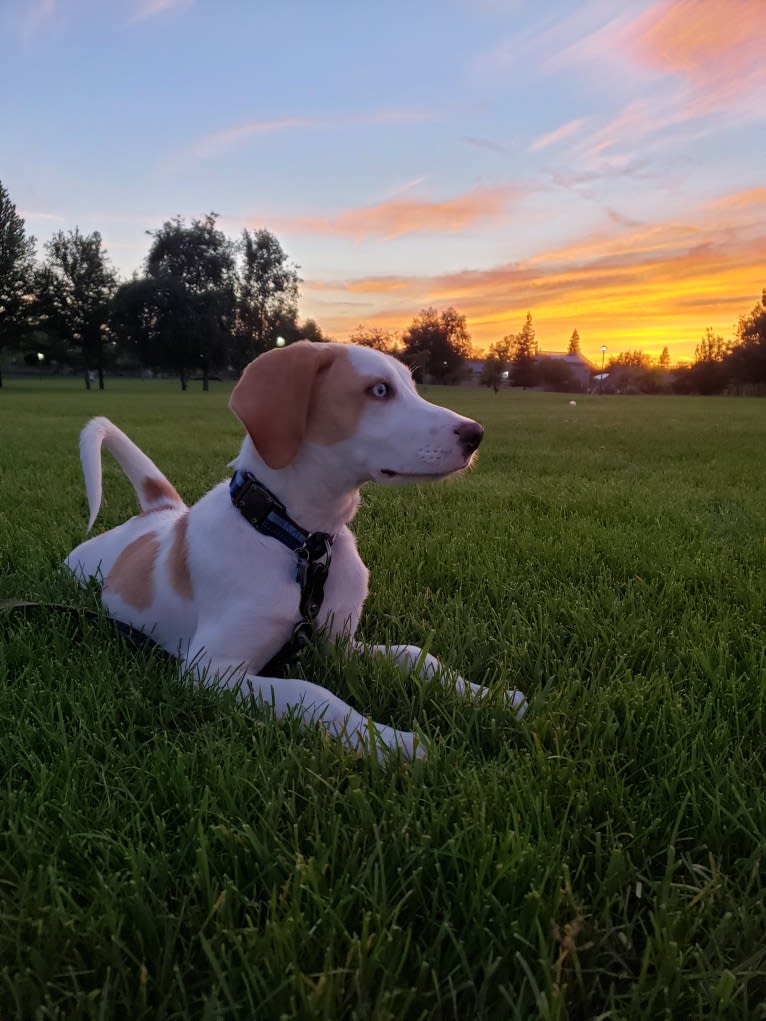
<box><xmin>187</xmin><ymin>656</ymin><xmax>423</xmax><ymax>762</ymax></box>
<box><xmin>355</xmin><ymin>643</ymin><xmax>527</xmax><ymax>716</ymax></box>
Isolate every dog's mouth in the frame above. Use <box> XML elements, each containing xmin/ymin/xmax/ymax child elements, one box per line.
<box><xmin>379</xmin><ymin>452</ymin><xmax>477</xmax><ymax>481</ymax></box>
<box><xmin>379</xmin><ymin>465</ymin><xmax>468</xmax><ymax>482</ymax></box>
<box><xmin>381</xmin><ymin>469</ymin><xmax>448</xmax><ymax>477</ymax></box>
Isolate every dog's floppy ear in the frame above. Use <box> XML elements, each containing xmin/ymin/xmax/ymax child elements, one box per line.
<box><xmin>230</xmin><ymin>341</ymin><xmax>334</xmax><ymax>469</ymax></box>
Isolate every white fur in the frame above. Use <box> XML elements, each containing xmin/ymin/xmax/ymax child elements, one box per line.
<box><xmin>65</xmin><ymin>343</ymin><xmax>526</xmax><ymax>760</ymax></box>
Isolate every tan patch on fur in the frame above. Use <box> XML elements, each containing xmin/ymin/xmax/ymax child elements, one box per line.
<box><xmin>104</xmin><ymin>531</ymin><xmax>160</xmax><ymax>610</ymax></box>
<box><xmin>142</xmin><ymin>475</ymin><xmax>182</xmax><ymax>507</ymax></box>
<box><xmin>307</xmin><ymin>349</ymin><xmax>371</xmax><ymax>446</ymax></box>
<box><xmin>168</xmin><ymin>514</ymin><xmax>193</xmax><ymax>601</ymax></box>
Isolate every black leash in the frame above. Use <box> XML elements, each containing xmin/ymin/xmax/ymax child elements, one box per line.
<box><xmin>0</xmin><ymin>599</ymin><xmax>171</xmax><ymax>659</ymax></box>
<box><xmin>229</xmin><ymin>470</ymin><xmax>334</xmax><ymax>674</ymax></box>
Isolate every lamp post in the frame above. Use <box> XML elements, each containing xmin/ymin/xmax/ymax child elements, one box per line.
<box><xmin>600</xmin><ymin>345</ymin><xmax>607</xmax><ymax>394</ymax></box>
<box><xmin>275</xmin><ymin>336</ymin><xmax>286</xmax><ymax>348</ymax></box>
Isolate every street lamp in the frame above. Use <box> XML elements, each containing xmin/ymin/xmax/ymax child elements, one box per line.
<box><xmin>276</xmin><ymin>336</ymin><xmax>286</xmax><ymax>347</ymax></box>
<box><xmin>600</xmin><ymin>345</ymin><xmax>607</xmax><ymax>394</ymax></box>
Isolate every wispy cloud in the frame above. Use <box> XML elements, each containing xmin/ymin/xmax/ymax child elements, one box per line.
<box><xmin>463</xmin><ymin>135</ymin><xmax>510</xmax><ymax>156</ymax></box>
<box><xmin>19</xmin><ymin>209</ymin><xmax>65</xmax><ymax>223</ymax></box>
<box><xmin>129</xmin><ymin>0</ymin><xmax>192</xmax><ymax>24</ymax></box>
<box><xmin>706</xmin><ymin>187</ymin><xmax>766</xmax><ymax>212</ymax></box>
<box><xmin>180</xmin><ymin>108</ymin><xmax>432</xmax><ymax>164</ymax></box>
<box><xmin>529</xmin><ymin>118</ymin><xmax>587</xmax><ymax>153</ymax></box>
<box><xmin>627</xmin><ymin>0</ymin><xmax>763</xmax><ymax>99</ymax></box>
<box><xmin>189</xmin><ymin>116</ymin><xmax>326</xmax><ymax>159</ymax></box>
<box><xmin>274</xmin><ymin>184</ymin><xmax>519</xmax><ymax>241</ymax></box>
<box><xmin>20</xmin><ymin>0</ymin><xmax>56</xmax><ymax>39</ymax></box>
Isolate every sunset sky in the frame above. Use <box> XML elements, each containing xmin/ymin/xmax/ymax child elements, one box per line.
<box><xmin>2</xmin><ymin>0</ymin><xmax>764</xmax><ymax>363</ymax></box>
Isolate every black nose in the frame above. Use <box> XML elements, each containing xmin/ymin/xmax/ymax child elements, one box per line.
<box><xmin>456</xmin><ymin>421</ymin><xmax>484</xmax><ymax>456</ymax></box>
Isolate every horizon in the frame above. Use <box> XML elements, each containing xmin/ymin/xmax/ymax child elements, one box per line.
<box><xmin>2</xmin><ymin>0</ymin><xmax>764</xmax><ymax>364</ymax></box>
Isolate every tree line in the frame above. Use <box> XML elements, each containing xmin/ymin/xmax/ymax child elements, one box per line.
<box><xmin>0</xmin><ymin>180</ymin><xmax>475</xmax><ymax>391</ymax></box>
<box><xmin>1</xmin><ymin>180</ymin><xmax>764</xmax><ymax>393</ymax></box>
<box><xmin>0</xmin><ymin>179</ymin><xmax>312</xmax><ymax>390</ymax></box>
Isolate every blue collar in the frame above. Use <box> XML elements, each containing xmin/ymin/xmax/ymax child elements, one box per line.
<box><xmin>230</xmin><ymin>469</ymin><xmax>332</xmax><ymax>557</ymax></box>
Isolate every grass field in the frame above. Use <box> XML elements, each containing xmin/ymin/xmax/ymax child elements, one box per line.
<box><xmin>1</xmin><ymin>377</ymin><xmax>765</xmax><ymax>1020</ymax></box>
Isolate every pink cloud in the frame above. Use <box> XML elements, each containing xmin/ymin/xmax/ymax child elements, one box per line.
<box><xmin>184</xmin><ymin>108</ymin><xmax>432</xmax><ymax>163</ymax></box>
<box><xmin>529</xmin><ymin>118</ymin><xmax>588</xmax><ymax>153</ymax></box>
<box><xmin>628</xmin><ymin>0</ymin><xmax>761</xmax><ymax>88</ymax></box>
<box><xmin>707</xmin><ymin>187</ymin><xmax>766</xmax><ymax>212</ymax></box>
<box><xmin>190</xmin><ymin>117</ymin><xmax>325</xmax><ymax>159</ymax></box>
<box><xmin>129</xmin><ymin>0</ymin><xmax>191</xmax><ymax>23</ymax></box>
<box><xmin>276</xmin><ymin>185</ymin><xmax>519</xmax><ymax>241</ymax></box>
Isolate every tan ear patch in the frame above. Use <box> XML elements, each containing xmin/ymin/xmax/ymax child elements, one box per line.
<box><xmin>104</xmin><ymin>531</ymin><xmax>160</xmax><ymax>610</ymax></box>
<box><xmin>168</xmin><ymin>514</ymin><xmax>193</xmax><ymax>601</ymax></box>
<box><xmin>229</xmin><ymin>341</ymin><xmax>336</xmax><ymax>468</ymax></box>
<box><xmin>306</xmin><ymin>349</ymin><xmax>370</xmax><ymax>446</ymax></box>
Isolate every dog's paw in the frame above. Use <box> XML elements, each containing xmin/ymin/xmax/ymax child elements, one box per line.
<box><xmin>504</xmin><ymin>687</ymin><xmax>528</xmax><ymax>718</ymax></box>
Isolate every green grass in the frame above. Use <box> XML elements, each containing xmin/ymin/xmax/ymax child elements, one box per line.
<box><xmin>1</xmin><ymin>377</ymin><xmax>765</xmax><ymax>1019</ymax></box>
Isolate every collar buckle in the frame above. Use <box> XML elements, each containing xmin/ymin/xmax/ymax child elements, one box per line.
<box><xmin>231</xmin><ymin>471</ymin><xmax>286</xmax><ymax>528</ymax></box>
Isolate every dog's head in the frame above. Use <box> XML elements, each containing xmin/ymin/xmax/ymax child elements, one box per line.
<box><xmin>230</xmin><ymin>341</ymin><xmax>483</xmax><ymax>484</ymax></box>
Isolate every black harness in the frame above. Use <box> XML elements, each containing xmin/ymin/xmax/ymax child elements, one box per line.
<box><xmin>229</xmin><ymin>469</ymin><xmax>333</xmax><ymax>674</ymax></box>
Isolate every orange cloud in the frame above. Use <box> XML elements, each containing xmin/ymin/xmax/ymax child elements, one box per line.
<box><xmin>278</xmin><ymin>185</ymin><xmax>518</xmax><ymax>241</ymax></box>
<box><xmin>302</xmin><ymin>189</ymin><xmax>766</xmax><ymax>361</ymax></box>
<box><xmin>621</xmin><ymin>0</ymin><xmax>766</xmax><ymax>121</ymax></box>
<box><xmin>707</xmin><ymin>187</ymin><xmax>766</xmax><ymax>212</ymax></box>
<box><xmin>629</xmin><ymin>0</ymin><xmax>761</xmax><ymax>84</ymax></box>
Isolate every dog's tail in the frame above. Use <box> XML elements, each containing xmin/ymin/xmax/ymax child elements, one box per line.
<box><xmin>80</xmin><ymin>416</ymin><xmax>186</xmax><ymax>532</ymax></box>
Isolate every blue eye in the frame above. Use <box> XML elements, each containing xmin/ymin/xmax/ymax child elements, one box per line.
<box><xmin>368</xmin><ymin>381</ymin><xmax>391</xmax><ymax>400</ymax></box>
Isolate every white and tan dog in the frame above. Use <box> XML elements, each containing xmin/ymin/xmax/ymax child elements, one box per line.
<box><xmin>66</xmin><ymin>341</ymin><xmax>525</xmax><ymax>759</ymax></box>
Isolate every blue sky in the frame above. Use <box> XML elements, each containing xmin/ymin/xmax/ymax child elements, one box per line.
<box><xmin>2</xmin><ymin>0</ymin><xmax>764</xmax><ymax>360</ymax></box>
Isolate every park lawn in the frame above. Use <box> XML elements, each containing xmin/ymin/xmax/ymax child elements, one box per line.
<box><xmin>1</xmin><ymin>377</ymin><xmax>765</xmax><ymax>1020</ymax></box>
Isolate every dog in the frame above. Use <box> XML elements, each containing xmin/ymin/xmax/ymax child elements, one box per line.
<box><xmin>66</xmin><ymin>341</ymin><xmax>526</xmax><ymax>759</ymax></box>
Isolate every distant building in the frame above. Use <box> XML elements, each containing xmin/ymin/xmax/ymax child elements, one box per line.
<box><xmin>462</xmin><ymin>358</ymin><xmax>485</xmax><ymax>383</ymax></box>
<box><xmin>534</xmin><ymin>350</ymin><xmax>596</xmax><ymax>390</ymax></box>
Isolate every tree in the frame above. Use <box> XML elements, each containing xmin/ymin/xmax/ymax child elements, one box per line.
<box><xmin>299</xmin><ymin>318</ymin><xmax>325</xmax><ymax>344</ymax></box>
<box><xmin>694</xmin><ymin>328</ymin><xmax>728</xmax><ymax>365</ymax></box>
<box><xmin>568</xmin><ymin>328</ymin><xmax>581</xmax><ymax>356</ymax></box>
<box><xmin>36</xmin><ymin>228</ymin><xmax>117</xmax><ymax>389</ymax></box>
<box><xmin>480</xmin><ymin>336</ymin><xmax>514</xmax><ymax>392</ymax></box>
<box><xmin>137</xmin><ymin>214</ymin><xmax>236</xmax><ymax>390</ymax></box>
<box><xmin>688</xmin><ymin>328</ymin><xmax>729</xmax><ymax>395</ymax></box>
<box><xmin>480</xmin><ymin>355</ymin><xmax>504</xmax><ymax>392</ymax></box>
<box><xmin>510</xmin><ymin>313</ymin><xmax>537</xmax><ymax>388</ymax></box>
<box><xmin>491</xmin><ymin>335</ymin><xmax>514</xmax><ymax>367</ymax></box>
<box><xmin>607</xmin><ymin>350</ymin><xmax>652</xmax><ymax>370</ymax></box>
<box><xmin>537</xmin><ymin>358</ymin><xmax>582</xmax><ymax>392</ymax></box>
<box><xmin>348</xmin><ymin>325</ymin><xmax>398</xmax><ymax>354</ymax></box>
<box><xmin>401</xmin><ymin>307</ymin><xmax>471</xmax><ymax>382</ymax></box>
<box><xmin>0</xmin><ymin>181</ymin><xmax>36</xmax><ymax>387</ymax></box>
<box><xmin>235</xmin><ymin>228</ymin><xmax>301</xmax><ymax>362</ymax></box>
<box><xmin>728</xmin><ymin>298</ymin><xmax>766</xmax><ymax>388</ymax></box>
<box><xmin>659</xmin><ymin>346</ymin><xmax>671</xmax><ymax>370</ymax></box>
<box><xmin>112</xmin><ymin>275</ymin><xmax>195</xmax><ymax>388</ymax></box>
